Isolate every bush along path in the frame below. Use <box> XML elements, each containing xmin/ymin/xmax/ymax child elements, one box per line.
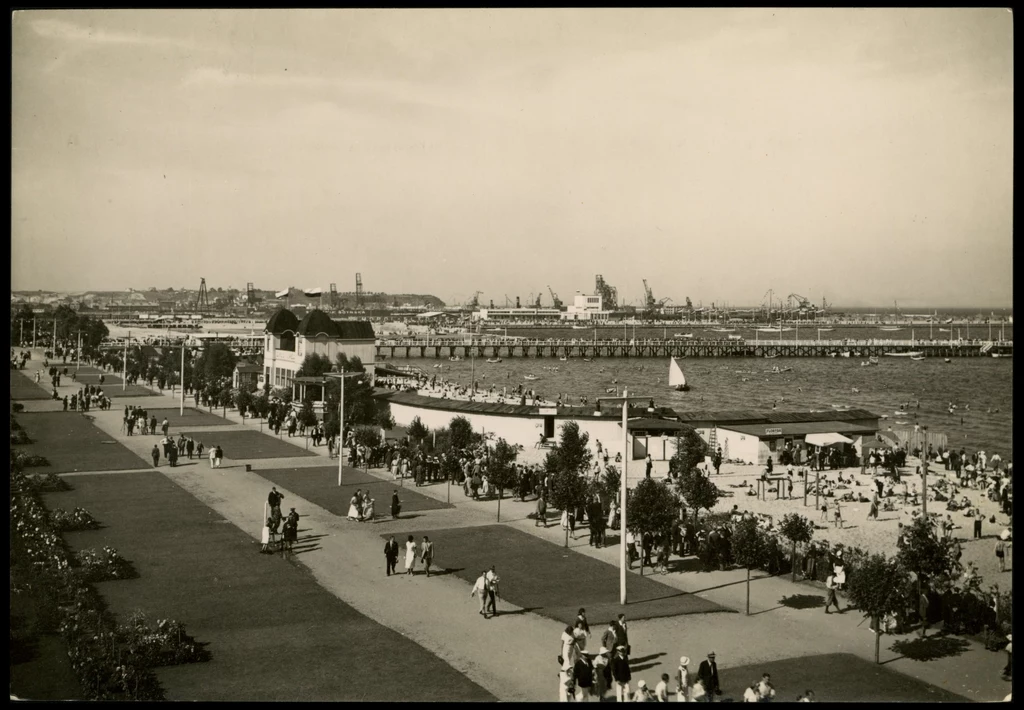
<box><xmin>9</xmin><ymin>454</ymin><xmax>210</xmax><ymax>700</ymax></box>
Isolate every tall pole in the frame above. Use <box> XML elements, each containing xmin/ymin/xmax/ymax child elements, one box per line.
<box><xmin>123</xmin><ymin>331</ymin><xmax>128</xmax><ymax>392</ymax></box>
<box><xmin>921</xmin><ymin>459</ymin><xmax>928</xmax><ymax>518</ymax></box>
<box><xmin>32</xmin><ymin>318</ymin><xmax>37</xmax><ymax>349</ymax></box>
<box><xmin>337</xmin><ymin>377</ymin><xmax>345</xmax><ymax>486</ymax></box>
<box><xmin>52</xmin><ymin>320</ymin><xmax>57</xmax><ymax>351</ymax></box>
<box><xmin>620</xmin><ymin>387</ymin><xmax>629</xmax><ymax>606</ymax></box>
<box><xmin>76</xmin><ymin>331</ymin><xmax>82</xmax><ymax>371</ymax></box>
<box><xmin>20</xmin><ymin>320</ymin><xmax>24</xmax><ymax>346</ymax></box>
<box><xmin>180</xmin><ymin>342</ymin><xmax>185</xmax><ymax>416</ymax></box>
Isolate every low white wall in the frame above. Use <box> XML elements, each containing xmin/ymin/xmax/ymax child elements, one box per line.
<box><xmin>716</xmin><ymin>428</ymin><xmax>761</xmax><ymax>465</ymax></box>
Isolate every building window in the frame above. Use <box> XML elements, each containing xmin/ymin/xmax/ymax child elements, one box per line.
<box><xmin>279</xmin><ymin>333</ymin><xmax>295</xmax><ymax>352</ymax></box>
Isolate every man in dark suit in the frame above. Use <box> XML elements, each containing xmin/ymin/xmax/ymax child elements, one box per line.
<box><xmin>384</xmin><ymin>536</ymin><xmax>399</xmax><ymax>576</ymax></box>
<box><xmin>698</xmin><ymin>652</ymin><xmax>721</xmax><ymax>699</ymax></box>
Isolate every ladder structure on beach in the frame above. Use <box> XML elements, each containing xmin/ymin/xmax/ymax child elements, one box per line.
<box><xmin>708</xmin><ymin>425</ymin><xmax>717</xmax><ymax>453</ymax></box>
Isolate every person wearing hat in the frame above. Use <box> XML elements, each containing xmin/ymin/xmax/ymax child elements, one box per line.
<box><xmin>573</xmin><ymin>649</ymin><xmax>596</xmax><ymax>701</ymax></box>
<box><xmin>632</xmin><ymin>679</ymin><xmax>655</xmax><ymax>702</ymax></box>
<box><xmin>697</xmin><ymin>652</ymin><xmax>721</xmax><ymax>699</ymax></box>
<box><xmin>559</xmin><ymin>665</ymin><xmax>576</xmax><ymax>703</ymax></box>
<box><xmin>282</xmin><ymin>508</ymin><xmax>299</xmax><ymax>551</ymax></box>
<box><xmin>611</xmin><ymin>645</ymin><xmax>632</xmax><ymax>702</ymax></box>
<box><xmin>675</xmin><ymin>657</ymin><xmax>692</xmax><ymax>702</ymax></box>
<box><xmin>593</xmin><ymin>647</ymin><xmax>612</xmax><ymax>700</ymax></box>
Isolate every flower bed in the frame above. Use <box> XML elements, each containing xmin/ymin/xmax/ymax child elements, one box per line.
<box><xmin>31</xmin><ymin>471</ymin><xmax>70</xmax><ymax>492</ymax></box>
<box><xmin>21</xmin><ymin>454</ymin><xmax>51</xmax><ymax>468</ymax></box>
<box><xmin>50</xmin><ymin>507</ymin><xmax>101</xmax><ymax>532</ymax></box>
<box><xmin>10</xmin><ymin>459</ymin><xmax>210</xmax><ymax>700</ymax></box>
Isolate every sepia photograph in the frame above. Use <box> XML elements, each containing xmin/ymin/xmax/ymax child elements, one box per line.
<box><xmin>10</xmin><ymin>8</ymin><xmax>1012</xmax><ymax>702</ymax></box>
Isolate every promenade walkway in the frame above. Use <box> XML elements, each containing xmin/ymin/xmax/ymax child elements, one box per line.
<box><xmin>12</xmin><ymin>353</ymin><xmax>1009</xmax><ymax>701</ymax></box>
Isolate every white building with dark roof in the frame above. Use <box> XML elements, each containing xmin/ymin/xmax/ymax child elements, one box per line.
<box><xmin>263</xmin><ymin>308</ymin><xmax>376</xmax><ymax>388</ymax></box>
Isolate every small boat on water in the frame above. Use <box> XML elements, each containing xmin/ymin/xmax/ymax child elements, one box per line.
<box><xmin>486</xmin><ymin>357</ymin><xmax>502</xmax><ymax>364</ymax></box>
<box><xmin>880</xmin><ymin>327</ymin><xmax>902</xmax><ymax>332</ymax></box>
<box><xmin>884</xmin><ymin>351</ymin><xmax>924</xmax><ymax>358</ymax></box>
<box><xmin>674</xmin><ymin>333</ymin><xmax>694</xmax><ymax>339</ymax></box>
<box><xmin>764</xmin><ymin>354</ymin><xmax>779</xmax><ymax>359</ymax></box>
<box><xmin>868</xmin><ymin>356</ymin><xmax>879</xmax><ymax>365</ymax></box>
<box><xmin>992</xmin><ymin>353</ymin><xmax>1012</xmax><ymax>359</ymax></box>
<box><xmin>582</xmin><ymin>358</ymin><xmax>593</xmax><ymax>362</ymax></box>
<box><xmin>840</xmin><ymin>352</ymin><xmax>851</xmax><ymax>358</ymax></box>
<box><xmin>711</xmin><ymin>328</ymin><xmax>736</xmax><ymax>333</ymax></box>
<box><xmin>449</xmin><ymin>356</ymin><xmax>462</xmax><ymax>361</ymax></box>
<box><xmin>939</xmin><ymin>328</ymin><xmax>951</xmax><ymax>332</ymax></box>
<box><xmin>727</xmin><ymin>334</ymin><xmax>743</xmax><ymax>340</ymax></box>
<box><xmin>944</xmin><ymin>358</ymin><xmax>951</xmax><ymax>363</ymax></box>
<box><xmin>818</xmin><ymin>328</ymin><xmax>834</xmax><ymax>332</ymax></box>
<box><xmin>524</xmin><ymin>375</ymin><xmax>538</xmax><ymax>381</ymax></box>
<box><xmin>861</xmin><ymin>361</ymin><xmax>870</xmax><ymax>367</ymax></box>
<box><xmin>911</xmin><ymin>355</ymin><xmax>926</xmax><ymax>361</ymax></box>
<box><xmin>757</xmin><ymin>327</ymin><xmax>794</xmax><ymax>333</ymax></box>
<box><xmin>765</xmin><ymin>366</ymin><xmax>792</xmax><ymax>374</ymax></box>
<box><xmin>559</xmin><ymin>356</ymin><xmax>568</xmax><ymax>362</ymax></box>
<box><xmin>669</xmin><ymin>356</ymin><xmax>690</xmax><ymax>391</ymax></box>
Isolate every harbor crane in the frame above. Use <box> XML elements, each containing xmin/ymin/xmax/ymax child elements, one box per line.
<box><xmin>547</xmin><ymin>286</ymin><xmax>563</xmax><ymax>310</ymax></box>
<box><xmin>533</xmin><ymin>291</ymin><xmax>542</xmax><ymax>308</ymax></box>
<box><xmin>787</xmin><ymin>293</ymin><xmax>813</xmax><ymax>312</ymax></box>
<box><xmin>467</xmin><ymin>291</ymin><xmax>483</xmax><ymax>309</ymax></box>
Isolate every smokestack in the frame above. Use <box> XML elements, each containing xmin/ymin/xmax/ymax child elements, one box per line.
<box><xmin>516</xmin><ymin>296</ymin><xmax>521</xmax><ymax>308</ymax></box>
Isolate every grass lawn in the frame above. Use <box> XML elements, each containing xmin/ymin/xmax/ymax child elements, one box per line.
<box><xmin>13</xmin><ymin>412</ymin><xmax>148</xmax><ymax>473</ymax></box>
<box><xmin>386</xmin><ymin>525</ymin><xmax>729</xmax><ymax>626</ymax></box>
<box><xmin>255</xmin><ymin>465</ymin><xmax>451</xmax><ymax>517</ymax></box>
<box><xmin>142</xmin><ymin>407</ymin><xmax>228</xmax><ymax>428</ymax></box>
<box><xmin>44</xmin><ymin>471</ymin><xmax>493</xmax><ymax>701</ymax></box>
<box><xmin>67</xmin><ymin>367</ymin><xmax>161</xmax><ymax>397</ymax></box>
<box><xmin>10</xmin><ymin>369</ymin><xmax>54</xmax><ymax>400</ymax></box>
<box><xmin>716</xmin><ymin>652</ymin><xmax>967</xmax><ymax>702</ymax></box>
<box><xmin>178</xmin><ymin>429</ymin><xmax>317</xmax><ymax>460</ymax></box>
<box><xmin>10</xmin><ymin>591</ymin><xmax>83</xmax><ymax>700</ymax></box>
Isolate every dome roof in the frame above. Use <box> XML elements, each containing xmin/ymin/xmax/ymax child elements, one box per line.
<box><xmin>265</xmin><ymin>308</ymin><xmax>299</xmax><ymax>335</ymax></box>
<box><xmin>296</xmin><ymin>309</ymin><xmax>339</xmax><ymax>338</ymax></box>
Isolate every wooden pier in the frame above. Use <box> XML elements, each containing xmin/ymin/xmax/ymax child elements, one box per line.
<box><xmin>375</xmin><ymin>338</ymin><xmax>1012</xmax><ymax>360</ymax></box>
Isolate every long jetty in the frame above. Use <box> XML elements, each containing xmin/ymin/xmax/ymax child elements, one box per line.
<box><xmin>377</xmin><ymin>337</ymin><xmax>1012</xmax><ymax>359</ymax></box>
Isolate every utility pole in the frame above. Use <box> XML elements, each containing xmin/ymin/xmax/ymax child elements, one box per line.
<box><xmin>180</xmin><ymin>341</ymin><xmax>186</xmax><ymax>416</ymax></box>
<box><xmin>32</xmin><ymin>318</ymin><xmax>37</xmax><ymax>349</ymax></box>
<box><xmin>123</xmin><ymin>332</ymin><xmax>129</xmax><ymax>392</ymax></box>
<box><xmin>597</xmin><ymin>389</ymin><xmax>651</xmax><ymax>606</ymax></box>
<box><xmin>921</xmin><ymin>458</ymin><xmax>928</xmax><ymax>518</ymax></box>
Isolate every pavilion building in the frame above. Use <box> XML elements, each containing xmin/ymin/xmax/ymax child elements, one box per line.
<box><xmin>263</xmin><ymin>308</ymin><xmax>376</xmax><ymax>389</ymax></box>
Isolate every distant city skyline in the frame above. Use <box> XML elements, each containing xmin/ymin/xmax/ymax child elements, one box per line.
<box><xmin>11</xmin><ymin>9</ymin><xmax>1013</xmax><ymax>307</ymax></box>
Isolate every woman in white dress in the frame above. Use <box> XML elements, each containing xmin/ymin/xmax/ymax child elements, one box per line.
<box><xmin>481</xmin><ymin>475</ymin><xmax>490</xmax><ymax>499</ymax></box>
<box><xmin>405</xmin><ymin>535</ymin><xmax>417</xmax><ymax>575</ymax></box>
<box><xmin>675</xmin><ymin>656</ymin><xmax>692</xmax><ymax>702</ymax></box>
<box><xmin>347</xmin><ymin>494</ymin><xmax>361</xmax><ymax>521</ymax></box>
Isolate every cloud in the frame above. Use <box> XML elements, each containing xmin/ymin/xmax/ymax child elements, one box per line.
<box><xmin>30</xmin><ymin>17</ymin><xmax>194</xmax><ymax>49</ymax></box>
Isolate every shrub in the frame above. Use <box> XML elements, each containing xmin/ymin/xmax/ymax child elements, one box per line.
<box><xmin>32</xmin><ymin>471</ymin><xmax>70</xmax><ymax>491</ymax></box>
<box><xmin>50</xmin><ymin>507</ymin><xmax>101</xmax><ymax>532</ymax></box>
<box><xmin>75</xmin><ymin>546</ymin><xmax>138</xmax><ymax>583</ymax></box>
<box><xmin>22</xmin><ymin>455</ymin><xmax>51</xmax><ymax>468</ymax></box>
<box><xmin>13</xmin><ymin>402</ymin><xmax>25</xmax><ymax>412</ymax></box>
<box><xmin>10</xmin><ymin>429</ymin><xmax>31</xmax><ymax>444</ymax></box>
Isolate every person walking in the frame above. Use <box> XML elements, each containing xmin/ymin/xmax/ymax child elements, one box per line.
<box><xmin>471</xmin><ymin>569</ymin><xmax>488</xmax><ymax>616</ymax></box>
<box><xmin>404</xmin><ymin>535</ymin><xmax>417</xmax><ymax>576</ymax></box>
<box><xmin>384</xmin><ymin>536</ymin><xmax>399</xmax><ymax>576</ymax></box>
<box><xmin>833</xmin><ymin>500</ymin><xmax>843</xmax><ymax>529</ymax></box>
<box><xmin>824</xmin><ymin>574</ymin><xmax>843</xmax><ymax>614</ymax></box>
<box><xmin>697</xmin><ymin>652</ymin><xmax>721</xmax><ymax>700</ymax></box>
<box><xmin>186</xmin><ymin>437</ymin><xmax>195</xmax><ymax>460</ymax></box>
<box><xmin>675</xmin><ymin>657</ymin><xmax>692</xmax><ymax>702</ymax></box>
<box><xmin>150</xmin><ymin>445</ymin><xmax>160</xmax><ymax>467</ymax></box>
<box><xmin>995</xmin><ymin>538</ymin><xmax>1007</xmax><ymax>572</ymax></box>
<box><xmin>420</xmin><ymin>536</ymin><xmax>434</xmax><ymax>577</ymax></box>
<box><xmin>573</xmin><ymin>650</ymin><xmax>596</xmax><ymax>702</ymax></box>
<box><xmin>536</xmin><ymin>494</ymin><xmax>548</xmax><ymax>527</ymax></box>
<box><xmin>975</xmin><ymin>508</ymin><xmax>985</xmax><ymax>539</ymax></box>
<box><xmin>268</xmin><ymin>487</ymin><xmax>284</xmax><ymax>519</ymax></box>
<box><xmin>611</xmin><ymin>646</ymin><xmax>632</xmax><ymax>702</ymax></box>
<box><xmin>209</xmin><ymin>444</ymin><xmax>217</xmax><ymax>469</ymax></box>
<box><xmin>282</xmin><ymin>508</ymin><xmax>299</xmax><ymax>552</ymax></box>
<box><xmin>485</xmin><ymin>565</ymin><xmax>500</xmax><ymax>617</ymax></box>
<box><xmin>161</xmin><ymin>418</ymin><xmax>169</xmax><ymax>437</ymax></box>
<box><xmin>867</xmin><ymin>494</ymin><xmax>879</xmax><ymax>521</ymax></box>
<box><xmin>613</xmin><ymin>614</ymin><xmax>630</xmax><ymax>657</ymax></box>
<box><xmin>213</xmin><ymin>445</ymin><xmax>224</xmax><ymax>468</ymax></box>
<box><xmin>391</xmin><ymin>490</ymin><xmax>402</xmax><ymax>520</ymax></box>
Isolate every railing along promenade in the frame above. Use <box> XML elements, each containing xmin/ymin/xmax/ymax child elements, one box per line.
<box><xmin>375</xmin><ymin>337</ymin><xmax>1012</xmax><ymax>359</ymax></box>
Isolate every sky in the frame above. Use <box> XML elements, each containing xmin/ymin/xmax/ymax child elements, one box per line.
<box><xmin>10</xmin><ymin>9</ymin><xmax>1014</xmax><ymax>308</ymax></box>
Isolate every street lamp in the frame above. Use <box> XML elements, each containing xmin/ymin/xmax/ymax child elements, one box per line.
<box><xmin>597</xmin><ymin>388</ymin><xmax>651</xmax><ymax>606</ymax></box>
<box><xmin>325</xmin><ymin>370</ymin><xmax>366</xmax><ymax>487</ymax></box>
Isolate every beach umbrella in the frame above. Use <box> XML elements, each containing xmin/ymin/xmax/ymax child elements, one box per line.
<box><xmin>991</xmin><ymin>454</ymin><xmax>1002</xmax><ymax>462</ymax></box>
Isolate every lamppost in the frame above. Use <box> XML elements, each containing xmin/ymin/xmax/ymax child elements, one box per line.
<box><xmin>597</xmin><ymin>388</ymin><xmax>651</xmax><ymax>605</ymax></box>
<box><xmin>325</xmin><ymin>370</ymin><xmax>366</xmax><ymax>487</ymax></box>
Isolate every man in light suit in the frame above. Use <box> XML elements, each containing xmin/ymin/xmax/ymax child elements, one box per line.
<box><xmin>697</xmin><ymin>652</ymin><xmax>721</xmax><ymax>700</ymax></box>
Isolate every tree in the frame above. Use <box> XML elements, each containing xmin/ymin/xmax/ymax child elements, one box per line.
<box><xmin>846</xmin><ymin>554</ymin><xmax>910</xmax><ymax>663</ymax></box>
<box><xmin>779</xmin><ymin>513</ymin><xmax>815</xmax><ymax>582</ymax></box>
<box><xmin>676</xmin><ymin>469</ymin><xmax>721</xmax><ymax>525</ymax></box>
<box><xmin>730</xmin><ymin>518</ymin><xmax>767</xmax><ymax>615</ymax></box>
<box><xmin>488</xmin><ymin>438</ymin><xmax>523</xmax><ymax>522</ymax></box>
<box><xmin>193</xmin><ymin>343</ymin><xmax>237</xmax><ymax>393</ymax></box>
<box><xmin>353</xmin><ymin>425</ymin><xmax>380</xmax><ymax>450</ymax></box>
<box><xmin>627</xmin><ymin>478</ymin><xmax>679</xmax><ymax>576</ymax></box>
<box><xmin>449</xmin><ymin>416</ymin><xmax>477</xmax><ymax>451</ymax></box>
<box><xmin>668</xmin><ymin>428</ymin><xmax>708</xmax><ymax>479</ymax></box>
<box><xmin>896</xmin><ymin>517</ymin><xmax>960</xmax><ymax>589</ymax></box>
<box><xmin>544</xmin><ymin>421</ymin><xmax>592</xmax><ymax>476</ymax></box>
<box><xmin>296</xmin><ymin>353</ymin><xmax>333</xmax><ymax>378</ymax></box>
<box><xmin>11</xmin><ymin>304</ymin><xmax>34</xmax><ymax>343</ymax></box>
<box><xmin>548</xmin><ymin>469</ymin><xmax>589</xmax><ymax>548</ymax></box>
<box><xmin>408</xmin><ymin>416</ymin><xmax>429</xmax><ymax>445</ymax></box>
<box><xmin>234</xmin><ymin>386</ymin><xmax>255</xmax><ymax>418</ymax></box>
<box><xmin>297</xmin><ymin>397</ymin><xmax>318</xmax><ymax>430</ymax></box>
<box><xmin>376</xmin><ymin>406</ymin><xmax>396</xmax><ymax>432</ymax></box>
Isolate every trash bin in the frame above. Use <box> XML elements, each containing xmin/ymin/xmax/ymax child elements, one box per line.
<box><xmin>245</xmin><ymin>464</ymin><xmax>252</xmax><ymax>472</ymax></box>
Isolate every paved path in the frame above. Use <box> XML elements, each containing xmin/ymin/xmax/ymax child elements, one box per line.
<box><xmin>12</xmin><ymin>354</ymin><xmax>1010</xmax><ymax>701</ymax></box>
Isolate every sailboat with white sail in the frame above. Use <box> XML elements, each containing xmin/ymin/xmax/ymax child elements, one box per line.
<box><xmin>669</xmin><ymin>356</ymin><xmax>690</xmax><ymax>391</ymax></box>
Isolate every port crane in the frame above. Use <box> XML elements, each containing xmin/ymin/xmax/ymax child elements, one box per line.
<box><xmin>547</xmin><ymin>286</ymin><xmax>563</xmax><ymax>310</ymax></box>
<box><xmin>467</xmin><ymin>291</ymin><xmax>483</xmax><ymax>310</ymax></box>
